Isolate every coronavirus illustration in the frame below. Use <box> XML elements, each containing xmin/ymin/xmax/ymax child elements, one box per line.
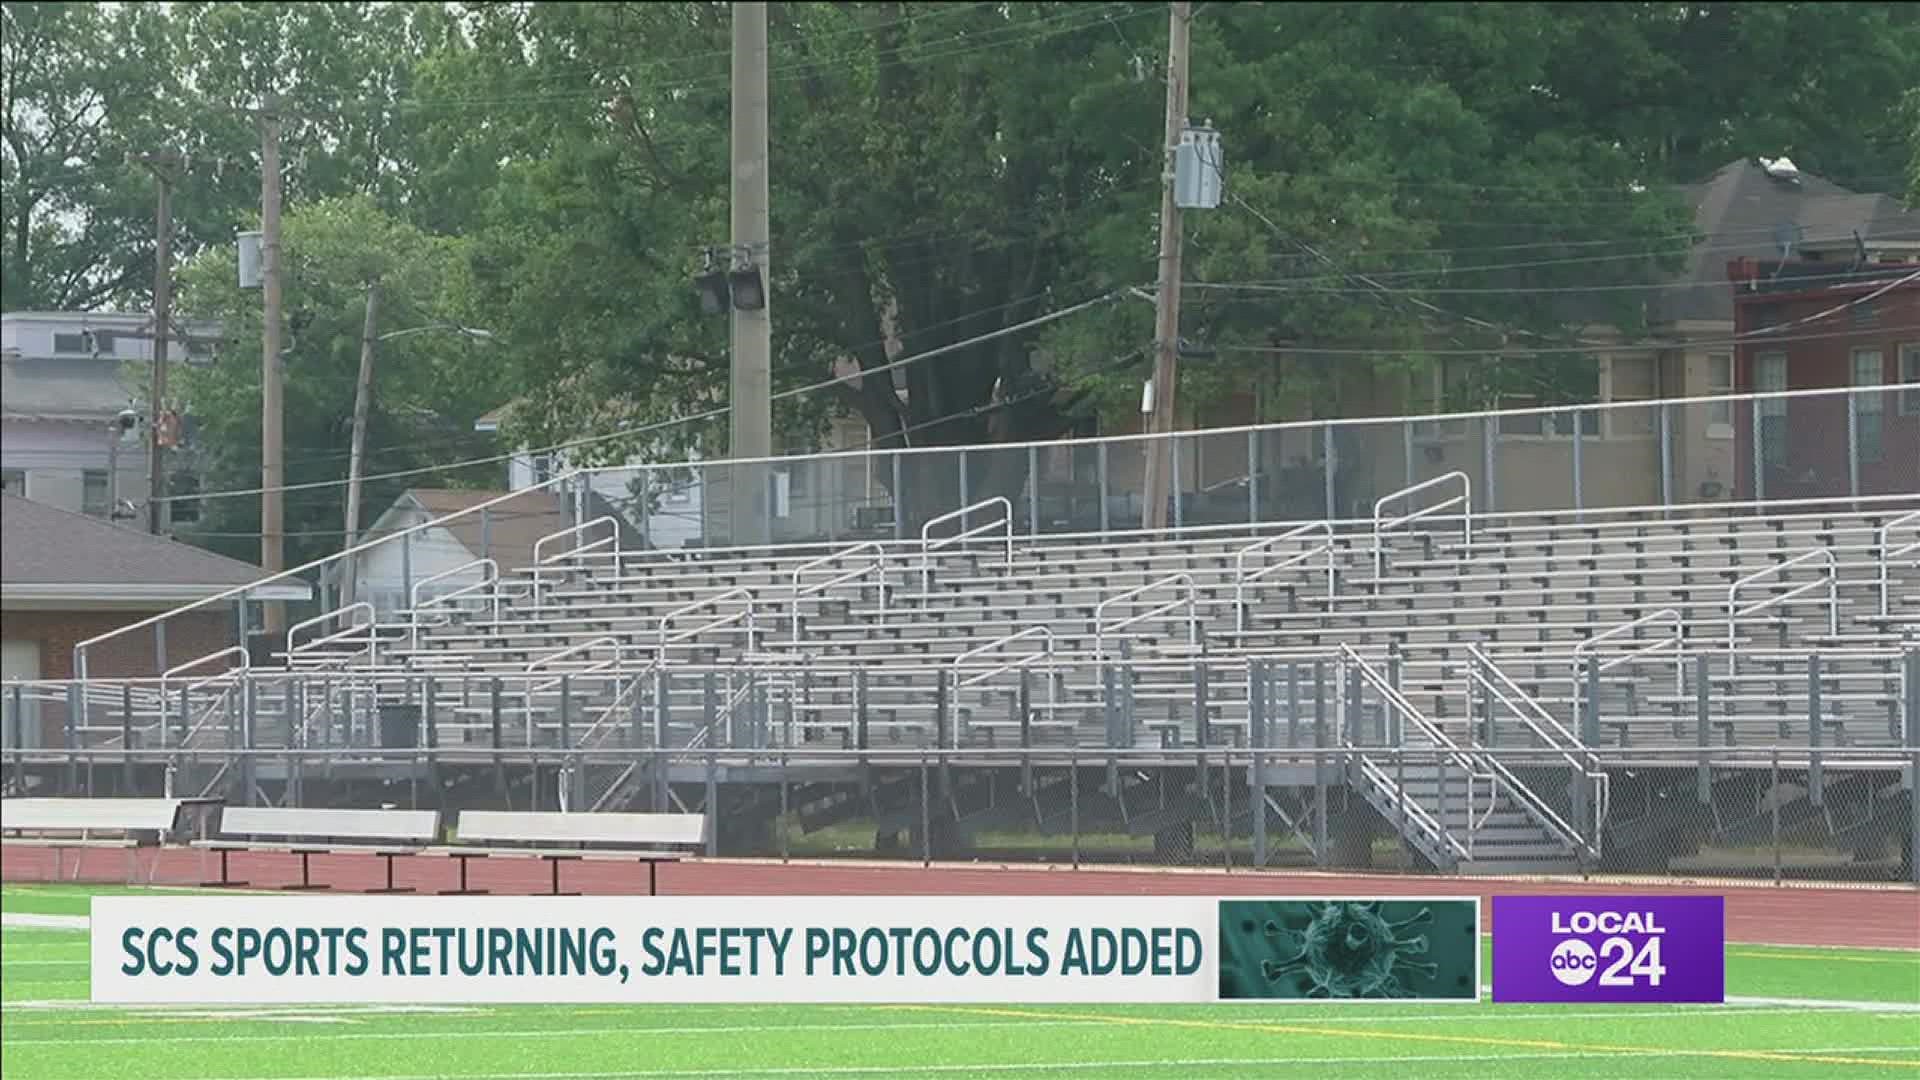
<box><xmin>1256</xmin><ymin>901</ymin><xmax>1438</xmax><ymax>998</ymax></box>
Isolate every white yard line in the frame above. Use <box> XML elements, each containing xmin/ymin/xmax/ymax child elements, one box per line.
<box><xmin>1</xmin><ymin>912</ymin><xmax>88</xmax><ymax>930</ymax></box>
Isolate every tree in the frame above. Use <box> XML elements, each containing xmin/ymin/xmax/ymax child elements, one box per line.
<box><xmin>172</xmin><ymin>195</ymin><xmax>505</xmax><ymax>569</ymax></box>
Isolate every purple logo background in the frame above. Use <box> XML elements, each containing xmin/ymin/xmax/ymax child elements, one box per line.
<box><xmin>1492</xmin><ymin>895</ymin><xmax>1725</xmax><ymax>1003</ymax></box>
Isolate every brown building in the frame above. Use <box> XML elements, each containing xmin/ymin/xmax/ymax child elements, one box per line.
<box><xmin>1727</xmin><ymin>259</ymin><xmax>1920</xmax><ymax>502</ymax></box>
<box><xmin>1</xmin><ymin>493</ymin><xmax>308</xmax><ymax>746</ymax></box>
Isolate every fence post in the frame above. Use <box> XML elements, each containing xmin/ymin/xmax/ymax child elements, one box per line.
<box><xmin>1582</xmin><ymin>656</ymin><xmax>1601</xmax><ymax>746</ymax></box>
<box><xmin>1658</xmin><ymin>403</ymin><xmax>1674</xmax><ymax>513</ymax></box>
<box><xmin>1386</xmin><ymin>643</ymin><xmax>1402</xmax><ymax>745</ymax></box>
<box><xmin>1322</xmin><ymin>423</ymin><xmax>1336</xmax><ymax>520</ymax></box>
<box><xmin>704</xmin><ymin>752</ymin><xmax>718</xmax><ymax>856</ymax></box>
<box><xmin>1194</xmin><ymin>659</ymin><xmax>1210</xmax><ymax>748</ymax></box>
<box><xmin>1807</xmin><ymin>652</ymin><xmax>1823</xmax><ymax>808</ymax></box>
<box><xmin>1286</xmin><ymin>660</ymin><xmax>1300</xmax><ymax>748</ymax></box>
<box><xmin>701</xmin><ymin>671</ymin><xmax>717</xmax><ymax>749</ymax></box>
<box><xmin>1903</xmin><ymin>648</ymin><xmax>1918</xmax><ymax>748</ymax></box>
<box><xmin>1028</xmin><ymin>445</ymin><xmax>1041</xmax><ymax>536</ymax></box>
<box><xmin>855</xmin><ymin>667</ymin><xmax>870</xmax><ymax>752</ymax></box>
<box><xmin>1247</xmin><ymin>429</ymin><xmax>1260</xmax><ymax>525</ymax></box>
<box><xmin>1695</xmin><ymin>653</ymin><xmax>1711</xmax><ymax>805</ymax></box>
<box><xmin>1312</xmin><ymin>658</ymin><xmax>1329</xmax><ymax>867</ymax></box>
<box><xmin>1097</xmin><ymin>442</ymin><xmax>1110</xmax><ymax>537</ymax></box>
<box><xmin>1069</xmin><ymin>744</ymin><xmax>1081</xmax><ymax>869</ymax></box>
<box><xmin>934</xmin><ymin>671</ymin><xmax>950</xmax><ymax>750</ymax></box>
<box><xmin>559</xmin><ymin>675</ymin><xmax>573</xmax><ymax>752</ymax></box>
<box><xmin>1249</xmin><ymin>661</ymin><xmax>1268</xmax><ymax>869</ymax></box>
<box><xmin>891</xmin><ymin>454</ymin><xmax>905</xmax><ymax>540</ymax></box>
<box><xmin>1571</xmin><ymin>407</ymin><xmax>1584</xmax><ymax>521</ymax></box>
<box><xmin>1770</xmin><ymin>747</ymin><xmax>1781</xmax><ymax>885</ymax></box>
<box><xmin>1018</xmin><ymin>666</ymin><xmax>1033</xmax><ymax>751</ymax></box>
<box><xmin>919</xmin><ymin>752</ymin><xmax>932</xmax><ymax>867</ymax></box>
<box><xmin>1171</xmin><ymin>435</ymin><xmax>1184</xmax><ymax>530</ymax></box>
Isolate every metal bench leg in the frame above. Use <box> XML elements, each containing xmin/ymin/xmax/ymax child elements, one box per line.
<box><xmin>367</xmin><ymin>853</ymin><xmax>414</xmax><ymax>895</ymax></box>
<box><xmin>440</xmin><ymin>855</ymin><xmax>489</xmax><ymax>896</ymax></box>
<box><xmin>201</xmin><ymin>848</ymin><xmax>250</xmax><ymax>888</ymax></box>
<box><xmin>282</xmin><ymin>851</ymin><xmax>331</xmax><ymax>891</ymax></box>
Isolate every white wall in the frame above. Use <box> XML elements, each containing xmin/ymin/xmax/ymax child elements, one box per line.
<box><xmin>1</xmin><ymin>419</ymin><xmax>148</xmax><ymax>517</ymax></box>
<box><xmin>351</xmin><ymin>518</ymin><xmax>488</xmax><ymax>619</ymax></box>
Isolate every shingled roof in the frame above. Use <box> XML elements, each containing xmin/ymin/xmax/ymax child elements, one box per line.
<box><xmin>0</xmin><ymin>493</ymin><xmax>309</xmax><ymax>604</ymax></box>
<box><xmin>1653</xmin><ymin>160</ymin><xmax>1920</xmax><ymax>324</ymax></box>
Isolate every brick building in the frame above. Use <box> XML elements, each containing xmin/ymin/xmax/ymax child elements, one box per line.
<box><xmin>1727</xmin><ymin>259</ymin><xmax>1920</xmax><ymax>502</ymax></box>
<box><xmin>1</xmin><ymin>493</ymin><xmax>308</xmax><ymax>746</ymax></box>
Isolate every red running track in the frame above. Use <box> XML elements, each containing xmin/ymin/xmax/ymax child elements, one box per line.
<box><xmin>5</xmin><ymin>845</ymin><xmax>1916</xmax><ymax>949</ymax></box>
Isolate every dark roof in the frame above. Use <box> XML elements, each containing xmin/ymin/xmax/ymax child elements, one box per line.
<box><xmin>392</xmin><ymin>488</ymin><xmax>642</xmax><ymax>572</ymax></box>
<box><xmin>1654</xmin><ymin>160</ymin><xmax>1920</xmax><ymax>324</ymax></box>
<box><xmin>0</xmin><ymin>493</ymin><xmax>294</xmax><ymax>592</ymax></box>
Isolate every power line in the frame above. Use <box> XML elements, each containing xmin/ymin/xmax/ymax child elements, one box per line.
<box><xmin>153</xmin><ymin>287</ymin><xmax>1131</xmax><ymax>504</ymax></box>
<box><xmin>1218</xmin><ymin>319</ymin><xmax>1920</xmax><ymax>358</ymax></box>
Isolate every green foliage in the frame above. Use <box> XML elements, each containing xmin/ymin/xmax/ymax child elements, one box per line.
<box><xmin>172</xmin><ymin>195</ymin><xmax>505</xmax><ymax>566</ymax></box>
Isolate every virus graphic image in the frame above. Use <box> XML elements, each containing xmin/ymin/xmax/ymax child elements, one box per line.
<box><xmin>1257</xmin><ymin>901</ymin><xmax>1438</xmax><ymax>998</ymax></box>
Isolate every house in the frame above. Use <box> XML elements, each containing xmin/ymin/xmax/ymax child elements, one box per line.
<box><xmin>1163</xmin><ymin>157</ymin><xmax>1920</xmax><ymax>516</ymax></box>
<box><xmin>1727</xmin><ymin>258</ymin><xmax>1920</xmax><ymax>502</ymax></box>
<box><xmin>1</xmin><ymin>493</ymin><xmax>309</xmax><ymax>747</ymax></box>
<box><xmin>1</xmin><ymin>311</ymin><xmax>218</xmax><ymax>524</ymax></box>
<box><xmin>328</xmin><ymin>487</ymin><xmax>642</xmax><ymax>619</ymax></box>
<box><xmin>474</xmin><ymin>395</ymin><xmax>882</xmax><ymax>548</ymax></box>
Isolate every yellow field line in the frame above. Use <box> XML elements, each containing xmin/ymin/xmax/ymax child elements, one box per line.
<box><xmin>883</xmin><ymin>1004</ymin><xmax>1920</xmax><ymax>1071</ymax></box>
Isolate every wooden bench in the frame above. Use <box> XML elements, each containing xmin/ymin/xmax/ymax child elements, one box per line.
<box><xmin>0</xmin><ymin>797</ymin><xmax>219</xmax><ymax>883</ymax></box>
<box><xmin>438</xmin><ymin>811</ymin><xmax>707</xmax><ymax>896</ymax></box>
<box><xmin>194</xmin><ymin>807</ymin><xmax>441</xmax><ymax>892</ymax></box>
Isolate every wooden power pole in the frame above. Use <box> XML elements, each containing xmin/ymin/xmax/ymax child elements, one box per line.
<box><xmin>128</xmin><ymin>150</ymin><xmax>182</xmax><ymax>535</ymax></box>
<box><xmin>340</xmin><ymin>281</ymin><xmax>380</xmax><ymax>610</ymax></box>
<box><xmin>1141</xmin><ymin>1</ymin><xmax>1192</xmax><ymax>533</ymax></box>
<box><xmin>259</xmin><ymin>100</ymin><xmax>287</xmax><ymax>633</ymax></box>
<box><xmin>728</xmin><ymin>1</ymin><xmax>772</xmax><ymax>546</ymax></box>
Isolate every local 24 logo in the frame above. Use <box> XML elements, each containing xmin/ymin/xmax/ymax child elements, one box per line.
<box><xmin>1547</xmin><ymin>909</ymin><xmax>1668</xmax><ymax>988</ymax></box>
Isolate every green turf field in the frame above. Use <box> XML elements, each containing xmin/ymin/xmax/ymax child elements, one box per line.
<box><xmin>3</xmin><ymin>884</ymin><xmax>1916</xmax><ymax>1079</ymax></box>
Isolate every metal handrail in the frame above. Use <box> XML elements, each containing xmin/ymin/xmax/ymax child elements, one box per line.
<box><xmin>1467</xmin><ymin>644</ymin><xmax>1608</xmax><ymax>858</ymax></box>
<box><xmin>947</xmin><ymin>628</ymin><xmax>1059</xmax><ymax>749</ymax></box>
<box><xmin>919</xmin><ymin>497</ymin><xmax>1012</xmax><ymax>597</ymax></box>
<box><xmin>527</xmin><ymin>636</ymin><xmax>624</xmax><ymax>674</ymax></box>
<box><xmin>1337</xmin><ymin>645</ymin><xmax>1487</xmax><ymax>859</ymax></box>
<box><xmin>286</xmin><ymin>602</ymin><xmax>377</xmax><ymax>667</ymax></box>
<box><xmin>1570</xmin><ymin>608</ymin><xmax>1684</xmax><ymax>734</ymax></box>
<box><xmin>1727</xmin><ymin>547</ymin><xmax>1838</xmax><ymax>677</ymax></box>
<box><xmin>532</xmin><ymin>515</ymin><xmax>622</xmax><ymax>603</ymax></box>
<box><xmin>1233</xmin><ymin>521</ymin><xmax>1335</xmax><ymax>633</ymax></box>
<box><xmin>410</xmin><ymin>557</ymin><xmax>501</xmax><ymax>633</ymax></box>
<box><xmin>660</xmin><ymin>588</ymin><xmax>758</xmax><ymax>653</ymax></box>
<box><xmin>791</xmin><ymin>542</ymin><xmax>888</xmax><ymax>642</ymax></box>
<box><xmin>1371</xmin><ymin>471</ymin><xmax>1471</xmax><ymax>584</ymax></box>
<box><xmin>1094</xmin><ymin>573</ymin><xmax>1199</xmax><ymax>664</ymax></box>
<box><xmin>158</xmin><ymin>646</ymin><xmax>250</xmax><ymax>751</ymax></box>
<box><xmin>1878</xmin><ymin>509</ymin><xmax>1920</xmax><ymax>617</ymax></box>
<box><xmin>1352</xmin><ymin>754</ymin><xmax>1468</xmax><ymax>865</ymax></box>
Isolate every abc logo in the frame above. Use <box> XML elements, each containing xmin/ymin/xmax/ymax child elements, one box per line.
<box><xmin>1550</xmin><ymin>938</ymin><xmax>1597</xmax><ymax>986</ymax></box>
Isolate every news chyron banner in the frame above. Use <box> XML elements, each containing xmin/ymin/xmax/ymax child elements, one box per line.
<box><xmin>1492</xmin><ymin>895</ymin><xmax>1725</xmax><ymax>1003</ymax></box>
<box><xmin>91</xmin><ymin>896</ymin><xmax>1481</xmax><ymax>1005</ymax></box>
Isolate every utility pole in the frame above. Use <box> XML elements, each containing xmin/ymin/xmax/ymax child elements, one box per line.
<box><xmin>1141</xmin><ymin>1</ymin><xmax>1192</xmax><ymax>533</ymax></box>
<box><xmin>728</xmin><ymin>1</ymin><xmax>772</xmax><ymax>546</ymax></box>
<box><xmin>341</xmin><ymin>281</ymin><xmax>380</xmax><ymax>611</ymax></box>
<box><xmin>128</xmin><ymin>150</ymin><xmax>182</xmax><ymax>535</ymax></box>
<box><xmin>259</xmin><ymin>99</ymin><xmax>287</xmax><ymax>635</ymax></box>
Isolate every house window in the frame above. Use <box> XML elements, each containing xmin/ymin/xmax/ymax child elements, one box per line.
<box><xmin>1</xmin><ymin>469</ymin><xmax>24</xmax><ymax>497</ymax></box>
<box><xmin>1755</xmin><ymin>352</ymin><xmax>1788</xmax><ymax>467</ymax></box>
<box><xmin>1901</xmin><ymin>344</ymin><xmax>1920</xmax><ymax>416</ymax></box>
<box><xmin>82</xmin><ymin>470</ymin><xmax>111</xmax><ymax>517</ymax></box>
<box><xmin>1852</xmin><ymin>348</ymin><xmax>1884</xmax><ymax>462</ymax></box>
<box><xmin>52</xmin><ymin>332</ymin><xmax>88</xmax><ymax>354</ymax></box>
<box><xmin>1850</xmin><ymin>300</ymin><xmax>1877</xmax><ymax>329</ymax></box>
<box><xmin>1706</xmin><ymin>353</ymin><xmax>1735</xmax><ymax>433</ymax></box>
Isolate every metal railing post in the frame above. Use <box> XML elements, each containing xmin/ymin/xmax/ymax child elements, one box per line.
<box><xmin>1247</xmin><ymin>428</ymin><xmax>1260</xmax><ymax>525</ymax></box>
<box><xmin>1028</xmin><ymin>445</ymin><xmax>1041</xmax><ymax>536</ymax></box>
<box><xmin>1097</xmin><ymin>443</ymin><xmax>1110</xmax><ymax>537</ymax></box>
<box><xmin>1659</xmin><ymin>402</ymin><xmax>1673</xmax><ymax>513</ymax></box>
<box><xmin>1322</xmin><ymin>423</ymin><xmax>1336</xmax><ymax>520</ymax></box>
<box><xmin>1695</xmin><ymin>654</ymin><xmax>1711</xmax><ymax>805</ymax></box>
<box><xmin>1807</xmin><ymin>653</ymin><xmax>1823</xmax><ymax>808</ymax></box>
<box><xmin>1312</xmin><ymin>658</ymin><xmax>1328</xmax><ymax>866</ymax></box>
<box><xmin>1249</xmin><ymin>660</ymin><xmax>1268</xmax><ymax>869</ymax></box>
